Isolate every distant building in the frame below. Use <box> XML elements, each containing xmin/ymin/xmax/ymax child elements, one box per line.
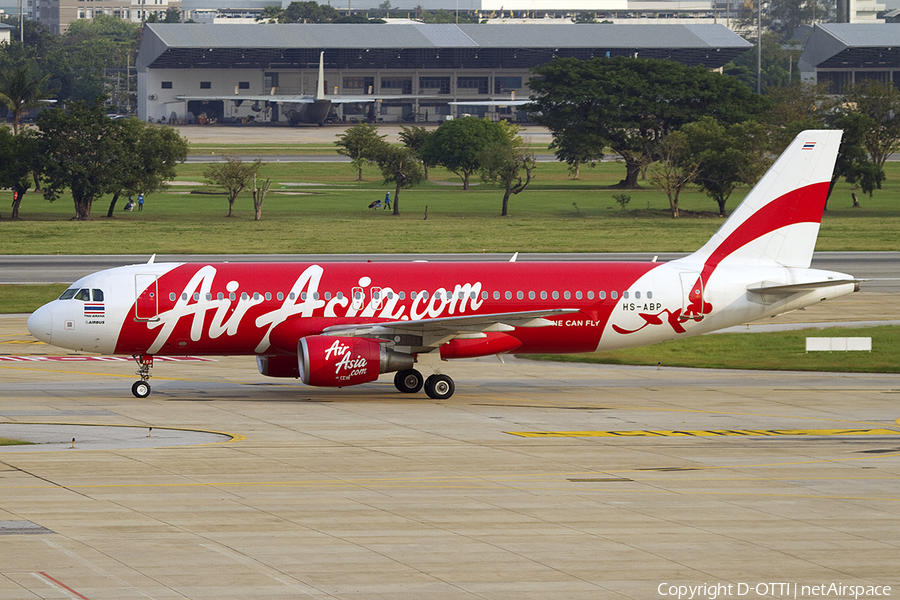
<box><xmin>0</xmin><ymin>22</ymin><xmax>13</xmax><ymax>44</ymax></box>
<box><xmin>32</xmin><ymin>0</ymin><xmax>181</xmax><ymax>34</ymax></box>
<box><xmin>799</xmin><ymin>23</ymin><xmax>900</xmax><ymax>92</ymax></box>
<box><xmin>136</xmin><ymin>22</ymin><xmax>751</xmax><ymax>124</ymax></box>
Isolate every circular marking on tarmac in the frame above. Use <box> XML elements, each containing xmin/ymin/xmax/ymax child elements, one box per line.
<box><xmin>0</xmin><ymin>423</ymin><xmax>239</xmax><ymax>452</ymax></box>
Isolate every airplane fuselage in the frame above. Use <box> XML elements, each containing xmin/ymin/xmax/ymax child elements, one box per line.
<box><xmin>29</xmin><ymin>259</ymin><xmax>855</xmax><ymax>359</ymax></box>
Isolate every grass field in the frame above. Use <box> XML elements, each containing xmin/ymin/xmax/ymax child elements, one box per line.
<box><xmin>528</xmin><ymin>325</ymin><xmax>899</xmax><ymax>374</ymax></box>
<box><xmin>1</xmin><ymin>160</ymin><xmax>898</xmax><ymax>255</ymax></box>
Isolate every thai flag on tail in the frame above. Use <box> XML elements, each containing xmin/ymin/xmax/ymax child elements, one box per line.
<box><xmin>802</xmin><ymin>141</ymin><xmax>816</xmax><ymax>150</ymax></box>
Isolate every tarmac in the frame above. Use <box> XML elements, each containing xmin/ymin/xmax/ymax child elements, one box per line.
<box><xmin>1</xmin><ymin>290</ymin><xmax>899</xmax><ymax>599</ymax></box>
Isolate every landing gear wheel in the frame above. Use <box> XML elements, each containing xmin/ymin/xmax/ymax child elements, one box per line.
<box><xmin>132</xmin><ymin>380</ymin><xmax>151</xmax><ymax>398</ymax></box>
<box><xmin>394</xmin><ymin>369</ymin><xmax>424</xmax><ymax>394</ymax></box>
<box><xmin>424</xmin><ymin>374</ymin><xmax>455</xmax><ymax>400</ymax></box>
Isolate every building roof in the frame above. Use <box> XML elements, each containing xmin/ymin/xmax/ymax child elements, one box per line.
<box><xmin>137</xmin><ymin>23</ymin><xmax>751</xmax><ymax>71</ymax></box>
<box><xmin>799</xmin><ymin>23</ymin><xmax>900</xmax><ymax>72</ymax></box>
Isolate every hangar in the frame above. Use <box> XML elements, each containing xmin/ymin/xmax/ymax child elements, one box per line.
<box><xmin>799</xmin><ymin>23</ymin><xmax>900</xmax><ymax>93</ymax></box>
<box><xmin>136</xmin><ymin>22</ymin><xmax>751</xmax><ymax>124</ymax></box>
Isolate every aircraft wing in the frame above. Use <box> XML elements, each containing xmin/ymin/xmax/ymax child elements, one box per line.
<box><xmin>175</xmin><ymin>94</ymin><xmax>444</xmax><ymax>105</ymax></box>
<box><xmin>176</xmin><ymin>95</ymin><xmax>318</xmax><ymax>104</ymax></box>
<box><xmin>321</xmin><ymin>308</ymin><xmax>577</xmax><ymax>349</ymax></box>
<box><xmin>448</xmin><ymin>100</ymin><xmax>532</xmax><ymax>107</ymax></box>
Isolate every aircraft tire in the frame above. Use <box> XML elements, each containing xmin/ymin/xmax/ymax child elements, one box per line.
<box><xmin>424</xmin><ymin>374</ymin><xmax>454</xmax><ymax>400</ymax></box>
<box><xmin>132</xmin><ymin>380</ymin><xmax>151</xmax><ymax>398</ymax></box>
<box><xmin>394</xmin><ymin>369</ymin><xmax>424</xmax><ymax>394</ymax></box>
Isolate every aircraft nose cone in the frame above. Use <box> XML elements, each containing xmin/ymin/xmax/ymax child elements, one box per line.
<box><xmin>27</xmin><ymin>305</ymin><xmax>53</xmax><ymax>344</ymax></box>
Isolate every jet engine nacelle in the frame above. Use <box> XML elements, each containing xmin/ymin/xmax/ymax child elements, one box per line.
<box><xmin>299</xmin><ymin>335</ymin><xmax>414</xmax><ymax>388</ymax></box>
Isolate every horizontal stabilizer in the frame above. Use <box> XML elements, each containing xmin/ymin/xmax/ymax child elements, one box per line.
<box><xmin>747</xmin><ymin>280</ymin><xmax>861</xmax><ymax>295</ymax></box>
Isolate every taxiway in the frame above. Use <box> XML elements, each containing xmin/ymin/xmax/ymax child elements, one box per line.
<box><xmin>1</xmin><ymin>311</ymin><xmax>898</xmax><ymax>599</ymax></box>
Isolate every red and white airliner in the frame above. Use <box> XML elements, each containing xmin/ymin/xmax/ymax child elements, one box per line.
<box><xmin>28</xmin><ymin>130</ymin><xmax>859</xmax><ymax>399</ymax></box>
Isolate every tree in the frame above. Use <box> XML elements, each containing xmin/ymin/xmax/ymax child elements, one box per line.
<box><xmin>257</xmin><ymin>1</ymin><xmax>340</xmax><ymax>23</ymax></box>
<box><xmin>59</xmin><ymin>14</ymin><xmax>140</xmax><ymax>107</ymax></box>
<box><xmin>420</xmin><ymin>117</ymin><xmax>509</xmax><ymax>189</ymax></box>
<box><xmin>37</xmin><ymin>99</ymin><xmax>122</xmax><ymax>220</ymax></box>
<box><xmin>203</xmin><ymin>156</ymin><xmax>266</xmax><ymax>217</ymax></box>
<box><xmin>548</xmin><ymin>126</ymin><xmax>605</xmax><ymax>179</ymax></box>
<box><xmin>252</xmin><ymin>174</ymin><xmax>273</xmax><ymax>220</ymax></box>
<box><xmin>530</xmin><ymin>57</ymin><xmax>766</xmax><ymax>189</ymax></box>
<box><xmin>826</xmin><ymin>111</ymin><xmax>884</xmax><ymax>200</ymax></box>
<box><xmin>763</xmin><ymin>82</ymin><xmax>831</xmax><ymax>153</ymax></box>
<box><xmin>680</xmin><ymin>117</ymin><xmax>770</xmax><ymax>217</ymax></box>
<box><xmin>371</xmin><ymin>145</ymin><xmax>425</xmax><ymax>216</ymax></box>
<box><xmin>420</xmin><ymin>9</ymin><xmax>480</xmax><ymax>23</ymax></box>
<box><xmin>843</xmin><ymin>80</ymin><xmax>900</xmax><ymax>173</ymax></box>
<box><xmin>0</xmin><ymin>64</ymin><xmax>54</xmax><ymax>134</ymax></box>
<box><xmin>144</xmin><ymin>8</ymin><xmax>182</xmax><ymax>22</ymax></box>
<box><xmin>335</xmin><ymin>123</ymin><xmax>388</xmax><ymax>181</ymax></box>
<box><xmin>398</xmin><ymin>125</ymin><xmax>433</xmax><ymax>179</ymax></box>
<box><xmin>648</xmin><ymin>131</ymin><xmax>701</xmax><ymax>219</ymax></box>
<box><xmin>722</xmin><ymin>33</ymin><xmax>802</xmax><ymax>91</ymax></box>
<box><xmin>478</xmin><ymin>141</ymin><xmax>537</xmax><ymax>217</ymax></box>
<box><xmin>105</xmin><ymin>119</ymin><xmax>189</xmax><ymax>217</ymax></box>
<box><xmin>0</xmin><ymin>127</ymin><xmax>39</xmax><ymax>219</ymax></box>
<box><xmin>734</xmin><ymin>0</ymin><xmax>831</xmax><ymax>42</ymax></box>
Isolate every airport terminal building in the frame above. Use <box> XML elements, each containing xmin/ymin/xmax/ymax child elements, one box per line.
<box><xmin>799</xmin><ymin>23</ymin><xmax>900</xmax><ymax>93</ymax></box>
<box><xmin>136</xmin><ymin>22</ymin><xmax>751</xmax><ymax>124</ymax></box>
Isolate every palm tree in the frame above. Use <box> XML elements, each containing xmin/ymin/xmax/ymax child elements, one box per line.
<box><xmin>0</xmin><ymin>65</ymin><xmax>54</xmax><ymax>135</ymax></box>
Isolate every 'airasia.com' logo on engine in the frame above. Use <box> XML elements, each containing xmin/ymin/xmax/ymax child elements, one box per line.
<box><xmin>325</xmin><ymin>339</ymin><xmax>369</xmax><ymax>379</ymax></box>
<box><xmin>144</xmin><ymin>265</ymin><xmax>484</xmax><ymax>354</ymax></box>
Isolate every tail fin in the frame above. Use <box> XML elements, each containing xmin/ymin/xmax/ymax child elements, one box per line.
<box><xmin>689</xmin><ymin>129</ymin><xmax>842</xmax><ymax>271</ymax></box>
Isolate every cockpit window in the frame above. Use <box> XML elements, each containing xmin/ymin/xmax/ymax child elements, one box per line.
<box><xmin>74</xmin><ymin>289</ymin><xmax>91</xmax><ymax>301</ymax></box>
<box><xmin>92</xmin><ymin>289</ymin><xmax>104</xmax><ymax>301</ymax></box>
<box><xmin>58</xmin><ymin>288</ymin><xmax>78</xmax><ymax>300</ymax></box>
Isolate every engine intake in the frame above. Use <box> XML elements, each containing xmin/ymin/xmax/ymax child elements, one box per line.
<box><xmin>299</xmin><ymin>335</ymin><xmax>414</xmax><ymax>388</ymax></box>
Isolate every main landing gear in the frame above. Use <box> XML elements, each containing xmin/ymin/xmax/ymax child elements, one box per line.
<box><xmin>393</xmin><ymin>369</ymin><xmax>455</xmax><ymax>400</ymax></box>
<box><xmin>131</xmin><ymin>354</ymin><xmax>153</xmax><ymax>398</ymax></box>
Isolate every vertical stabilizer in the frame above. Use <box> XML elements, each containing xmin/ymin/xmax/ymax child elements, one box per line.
<box><xmin>688</xmin><ymin>129</ymin><xmax>842</xmax><ymax>271</ymax></box>
<box><xmin>316</xmin><ymin>51</ymin><xmax>325</xmax><ymax>100</ymax></box>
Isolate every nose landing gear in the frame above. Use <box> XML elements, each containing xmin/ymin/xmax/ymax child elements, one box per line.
<box><xmin>131</xmin><ymin>354</ymin><xmax>153</xmax><ymax>398</ymax></box>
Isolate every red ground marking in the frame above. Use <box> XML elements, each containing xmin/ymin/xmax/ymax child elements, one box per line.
<box><xmin>38</xmin><ymin>572</ymin><xmax>92</xmax><ymax>600</ymax></box>
<box><xmin>0</xmin><ymin>356</ymin><xmax>216</xmax><ymax>362</ymax></box>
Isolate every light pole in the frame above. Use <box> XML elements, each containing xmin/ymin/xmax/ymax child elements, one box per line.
<box><xmin>757</xmin><ymin>0</ymin><xmax>762</xmax><ymax>94</ymax></box>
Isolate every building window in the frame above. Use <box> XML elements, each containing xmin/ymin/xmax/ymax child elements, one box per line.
<box><xmin>817</xmin><ymin>71</ymin><xmax>851</xmax><ymax>94</ymax></box>
<box><xmin>200</xmin><ymin>81</ymin><xmax>211</xmax><ymax>89</ymax></box>
<box><xmin>419</xmin><ymin>76</ymin><xmax>450</xmax><ymax>94</ymax></box>
<box><xmin>238</xmin><ymin>81</ymin><xmax>250</xmax><ymax>89</ymax></box>
<box><xmin>264</xmin><ymin>72</ymin><xmax>279</xmax><ymax>88</ymax></box>
<box><xmin>494</xmin><ymin>76</ymin><xmax>522</xmax><ymax>93</ymax></box>
<box><xmin>380</xmin><ymin>78</ymin><xmax>412</xmax><ymax>94</ymax></box>
<box><xmin>856</xmin><ymin>71</ymin><xmax>889</xmax><ymax>84</ymax></box>
<box><xmin>161</xmin><ymin>81</ymin><xmax>173</xmax><ymax>89</ymax></box>
<box><xmin>457</xmin><ymin>76</ymin><xmax>489</xmax><ymax>94</ymax></box>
